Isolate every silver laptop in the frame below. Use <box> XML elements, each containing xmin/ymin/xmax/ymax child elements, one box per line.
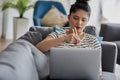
<box><xmin>50</xmin><ymin>47</ymin><xmax>101</xmax><ymax>80</ymax></box>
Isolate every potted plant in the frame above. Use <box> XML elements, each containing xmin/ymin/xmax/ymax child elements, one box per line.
<box><xmin>1</xmin><ymin>0</ymin><xmax>34</xmax><ymax>40</ymax></box>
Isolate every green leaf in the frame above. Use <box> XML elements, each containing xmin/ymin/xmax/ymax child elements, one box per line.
<box><xmin>1</xmin><ymin>0</ymin><xmax>34</xmax><ymax>18</ymax></box>
<box><xmin>1</xmin><ymin>2</ymin><xmax>13</xmax><ymax>11</ymax></box>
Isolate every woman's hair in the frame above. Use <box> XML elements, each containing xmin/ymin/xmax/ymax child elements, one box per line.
<box><xmin>69</xmin><ymin>0</ymin><xmax>91</xmax><ymax>18</ymax></box>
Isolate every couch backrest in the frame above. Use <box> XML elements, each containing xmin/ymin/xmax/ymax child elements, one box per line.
<box><xmin>100</xmin><ymin>23</ymin><xmax>120</xmax><ymax>41</ymax></box>
<box><xmin>20</xmin><ymin>26</ymin><xmax>117</xmax><ymax>73</ymax></box>
<box><xmin>29</xmin><ymin>26</ymin><xmax>97</xmax><ymax>39</ymax></box>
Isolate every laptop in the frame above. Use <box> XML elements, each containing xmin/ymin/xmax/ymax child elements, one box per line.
<box><xmin>49</xmin><ymin>47</ymin><xmax>101</xmax><ymax>80</ymax></box>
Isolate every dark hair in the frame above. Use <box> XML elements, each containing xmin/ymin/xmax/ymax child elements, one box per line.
<box><xmin>69</xmin><ymin>0</ymin><xmax>91</xmax><ymax>18</ymax></box>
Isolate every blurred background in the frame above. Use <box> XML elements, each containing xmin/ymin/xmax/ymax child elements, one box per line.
<box><xmin>1</xmin><ymin>0</ymin><xmax>120</xmax><ymax>39</ymax></box>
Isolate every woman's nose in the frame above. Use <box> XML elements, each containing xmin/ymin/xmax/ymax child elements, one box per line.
<box><xmin>78</xmin><ymin>20</ymin><xmax>82</xmax><ymax>25</ymax></box>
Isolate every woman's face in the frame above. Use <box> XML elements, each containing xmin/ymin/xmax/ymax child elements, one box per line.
<box><xmin>68</xmin><ymin>9</ymin><xmax>89</xmax><ymax>33</ymax></box>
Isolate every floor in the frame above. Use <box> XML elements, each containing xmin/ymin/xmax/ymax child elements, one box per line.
<box><xmin>0</xmin><ymin>38</ymin><xmax>120</xmax><ymax>80</ymax></box>
<box><xmin>115</xmin><ymin>64</ymin><xmax>120</xmax><ymax>80</ymax></box>
<box><xmin>0</xmin><ymin>38</ymin><xmax>13</xmax><ymax>51</ymax></box>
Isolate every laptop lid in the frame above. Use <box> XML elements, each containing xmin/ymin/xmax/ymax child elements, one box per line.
<box><xmin>50</xmin><ymin>47</ymin><xmax>101</xmax><ymax>80</ymax></box>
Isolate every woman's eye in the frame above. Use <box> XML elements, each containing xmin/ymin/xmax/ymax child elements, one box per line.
<box><xmin>82</xmin><ymin>19</ymin><xmax>86</xmax><ymax>22</ymax></box>
<box><xmin>74</xmin><ymin>17</ymin><xmax>78</xmax><ymax>20</ymax></box>
<box><xmin>82</xmin><ymin>20</ymin><xmax>85</xmax><ymax>22</ymax></box>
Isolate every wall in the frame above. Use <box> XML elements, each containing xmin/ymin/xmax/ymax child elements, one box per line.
<box><xmin>0</xmin><ymin>0</ymin><xmax>5</xmax><ymax>38</ymax></box>
<box><xmin>51</xmin><ymin>0</ymin><xmax>71</xmax><ymax>14</ymax></box>
<box><xmin>0</xmin><ymin>10</ymin><xmax>2</xmax><ymax>38</ymax></box>
<box><xmin>88</xmin><ymin>0</ymin><xmax>102</xmax><ymax>35</ymax></box>
<box><xmin>102</xmin><ymin>0</ymin><xmax>120</xmax><ymax>23</ymax></box>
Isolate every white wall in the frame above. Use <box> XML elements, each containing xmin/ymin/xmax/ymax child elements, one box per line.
<box><xmin>102</xmin><ymin>0</ymin><xmax>120</xmax><ymax>23</ymax></box>
<box><xmin>2</xmin><ymin>8</ymin><xmax>18</xmax><ymax>39</ymax></box>
<box><xmin>0</xmin><ymin>0</ymin><xmax>11</xmax><ymax>38</ymax></box>
<box><xmin>0</xmin><ymin>0</ymin><xmax>4</xmax><ymax>38</ymax></box>
<box><xmin>0</xmin><ymin>10</ymin><xmax>2</xmax><ymax>38</ymax></box>
<box><xmin>88</xmin><ymin>0</ymin><xmax>102</xmax><ymax>35</ymax></box>
<box><xmin>51</xmin><ymin>0</ymin><xmax>71</xmax><ymax>14</ymax></box>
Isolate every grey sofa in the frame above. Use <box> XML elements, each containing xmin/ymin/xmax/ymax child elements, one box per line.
<box><xmin>100</xmin><ymin>23</ymin><xmax>120</xmax><ymax>65</ymax></box>
<box><xmin>0</xmin><ymin>26</ymin><xmax>117</xmax><ymax>80</ymax></box>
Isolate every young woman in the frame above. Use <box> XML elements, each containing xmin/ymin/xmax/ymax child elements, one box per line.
<box><xmin>36</xmin><ymin>0</ymin><xmax>101</xmax><ymax>52</ymax></box>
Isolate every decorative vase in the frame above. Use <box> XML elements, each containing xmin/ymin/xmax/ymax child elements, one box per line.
<box><xmin>13</xmin><ymin>17</ymin><xmax>29</xmax><ymax>41</ymax></box>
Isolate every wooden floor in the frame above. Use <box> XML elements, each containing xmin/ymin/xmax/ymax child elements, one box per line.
<box><xmin>0</xmin><ymin>38</ymin><xmax>13</xmax><ymax>52</ymax></box>
<box><xmin>0</xmin><ymin>38</ymin><xmax>120</xmax><ymax>80</ymax></box>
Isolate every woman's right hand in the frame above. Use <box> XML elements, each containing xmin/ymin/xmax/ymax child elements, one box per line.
<box><xmin>64</xmin><ymin>28</ymin><xmax>81</xmax><ymax>44</ymax></box>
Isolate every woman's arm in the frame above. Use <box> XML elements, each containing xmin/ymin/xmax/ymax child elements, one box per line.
<box><xmin>36</xmin><ymin>29</ymin><xmax>80</xmax><ymax>52</ymax></box>
<box><xmin>36</xmin><ymin>35</ymin><xmax>65</xmax><ymax>52</ymax></box>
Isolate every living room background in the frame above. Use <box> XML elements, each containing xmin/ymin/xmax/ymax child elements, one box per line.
<box><xmin>0</xmin><ymin>0</ymin><xmax>120</xmax><ymax>39</ymax></box>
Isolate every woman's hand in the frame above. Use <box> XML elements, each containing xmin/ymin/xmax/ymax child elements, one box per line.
<box><xmin>64</xmin><ymin>28</ymin><xmax>81</xmax><ymax>44</ymax></box>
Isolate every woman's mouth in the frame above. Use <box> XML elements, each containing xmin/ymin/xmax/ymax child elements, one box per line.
<box><xmin>75</xmin><ymin>27</ymin><xmax>81</xmax><ymax>29</ymax></box>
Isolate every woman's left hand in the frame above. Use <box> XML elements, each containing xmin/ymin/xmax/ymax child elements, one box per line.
<box><xmin>72</xmin><ymin>28</ymin><xmax>81</xmax><ymax>44</ymax></box>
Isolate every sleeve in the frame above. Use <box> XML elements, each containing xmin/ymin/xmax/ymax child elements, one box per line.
<box><xmin>48</xmin><ymin>32</ymin><xmax>58</xmax><ymax>38</ymax></box>
<box><xmin>91</xmin><ymin>37</ymin><xmax>101</xmax><ymax>49</ymax></box>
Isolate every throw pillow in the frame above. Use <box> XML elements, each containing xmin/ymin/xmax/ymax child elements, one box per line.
<box><xmin>52</xmin><ymin>25</ymin><xmax>64</xmax><ymax>32</ymax></box>
<box><xmin>19</xmin><ymin>31</ymin><xmax>42</xmax><ymax>45</ymax></box>
<box><xmin>40</xmin><ymin>5</ymin><xmax>68</xmax><ymax>27</ymax></box>
<box><xmin>97</xmin><ymin>37</ymin><xmax>103</xmax><ymax>44</ymax></box>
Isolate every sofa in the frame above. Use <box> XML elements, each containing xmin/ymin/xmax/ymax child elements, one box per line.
<box><xmin>0</xmin><ymin>26</ymin><xmax>117</xmax><ymax>80</ymax></box>
<box><xmin>100</xmin><ymin>23</ymin><xmax>120</xmax><ymax>64</ymax></box>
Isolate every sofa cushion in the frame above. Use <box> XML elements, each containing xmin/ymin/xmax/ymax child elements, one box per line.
<box><xmin>19</xmin><ymin>40</ymin><xmax>49</xmax><ymax>79</ymax></box>
<box><xmin>29</xmin><ymin>25</ymin><xmax>97</xmax><ymax>39</ymax></box>
<box><xmin>101</xmin><ymin>41</ymin><xmax>117</xmax><ymax>72</ymax></box>
<box><xmin>0</xmin><ymin>40</ymin><xmax>39</xmax><ymax>80</ymax></box>
<box><xmin>40</xmin><ymin>5</ymin><xmax>68</xmax><ymax>27</ymax></box>
<box><xmin>29</xmin><ymin>27</ymin><xmax>53</xmax><ymax>39</ymax></box>
<box><xmin>100</xmin><ymin>23</ymin><xmax>120</xmax><ymax>41</ymax></box>
<box><xmin>19</xmin><ymin>31</ymin><xmax>42</xmax><ymax>45</ymax></box>
<box><xmin>83</xmin><ymin>25</ymin><xmax>97</xmax><ymax>36</ymax></box>
<box><xmin>113</xmin><ymin>41</ymin><xmax>120</xmax><ymax>64</ymax></box>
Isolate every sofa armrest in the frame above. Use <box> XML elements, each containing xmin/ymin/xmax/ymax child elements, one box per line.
<box><xmin>101</xmin><ymin>41</ymin><xmax>117</xmax><ymax>73</ymax></box>
<box><xmin>0</xmin><ymin>40</ymin><xmax>39</xmax><ymax>80</ymax></box>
